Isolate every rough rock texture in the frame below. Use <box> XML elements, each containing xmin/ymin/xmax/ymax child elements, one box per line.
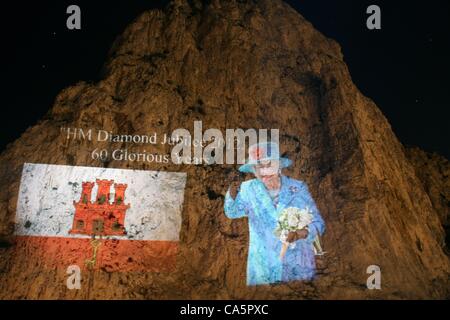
<box><xmin>406</xmin><ymin>147</ymin><xmax>450</xmax><ymax>253</ymax></box>
<box><xmin>0</xmin><ymin>0</ymin><xmax>449</xmax><ymax>299</ymax></box>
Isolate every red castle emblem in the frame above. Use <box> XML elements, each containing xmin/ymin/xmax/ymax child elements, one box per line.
<box><xmin>69</xmin><ymin>179</ymin><xmax>130</xmax><ymax>236</ymax></box>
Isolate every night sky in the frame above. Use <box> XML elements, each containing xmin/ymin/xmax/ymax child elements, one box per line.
<box><xmin>1</xmin><ymin>0</ymin><xmax>449</xmax><ymax>158</ymax></box>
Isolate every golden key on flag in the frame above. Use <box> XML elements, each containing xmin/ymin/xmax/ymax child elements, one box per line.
<box><xmin>85</xmin><ymin>238</ymin><xmax>102</xmax><ymax>270</ymax></box>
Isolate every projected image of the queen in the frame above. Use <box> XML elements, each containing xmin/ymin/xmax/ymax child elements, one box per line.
<box><xmin>224</xmin><ymin>142</ymin><xmax>325</xmax><ymax>286</ymax></box>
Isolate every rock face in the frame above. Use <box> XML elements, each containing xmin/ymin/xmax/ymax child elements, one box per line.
<box><xmin>406</xmin><ymin>147</ymin><xmax>450</xmax><ymax>251</ymax></box>
<box><xmin>0</xmin><ymin>0</ymin><xmax>448</xmax><ymax>299</ymax></box>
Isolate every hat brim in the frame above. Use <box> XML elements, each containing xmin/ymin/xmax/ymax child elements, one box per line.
<box><xmin>238</xmin><ymin>157</ymin><xmax>292</xmax><ymax>173</ymax></box>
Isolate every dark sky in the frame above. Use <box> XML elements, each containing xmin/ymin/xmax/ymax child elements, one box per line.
<box><xmin>1</xmin><ymin>0</ymin><xmax>449</xmax><ymax>158</ymax></box>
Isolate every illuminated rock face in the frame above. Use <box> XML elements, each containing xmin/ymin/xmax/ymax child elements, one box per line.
<box><xmin>406</xmin><ymin>147</ymin><xmax>450</xmax><ymax>231</ymax></box>
<box><xmin>0</xmin><ymin>0</ymin><xmax>448</xmax><ymax>299</ymax></box>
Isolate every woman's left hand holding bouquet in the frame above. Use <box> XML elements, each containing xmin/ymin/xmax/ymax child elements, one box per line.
<box><xmin>286</xmin><ymin>228</ymin><xmax>309</xmax><ymax>243</ymax></box>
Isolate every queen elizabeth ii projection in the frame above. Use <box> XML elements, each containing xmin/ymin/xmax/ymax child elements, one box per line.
<box><xmin>224</xmin><ymin>142</ymin><xmax>325</xmax><ymax>286</ymax></box>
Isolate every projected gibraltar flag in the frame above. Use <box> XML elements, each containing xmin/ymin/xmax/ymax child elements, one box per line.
<box><xmin>14</xmin><ymin>163</ymin><xmax>187</xmax><ymax>272</ymax></box>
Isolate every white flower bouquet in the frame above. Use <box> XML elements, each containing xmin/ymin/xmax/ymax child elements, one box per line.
<box><xmin>274</xmin><ymin>207</ymin><xmax>325</xmax><ymax>260</ymax></box>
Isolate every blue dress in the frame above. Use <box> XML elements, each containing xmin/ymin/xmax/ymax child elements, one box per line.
<box><xmin>224</xmin><ymin>175</ymin><xmax>325</xmax><ymax>286</ymax></box>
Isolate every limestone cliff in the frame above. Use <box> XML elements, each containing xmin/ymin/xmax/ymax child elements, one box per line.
<box><xmin>406</xmin><ymin>147</ymin><xmax>449</xmax><ymax>253</ymax></box>
<box><xmin>0</xmin><ymin>0</ymin><xmax>448</xmax><ymax>299</ymax></box>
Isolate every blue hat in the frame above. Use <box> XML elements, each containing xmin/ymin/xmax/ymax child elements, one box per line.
<box><xmin>239</xmin><ymin>141</ymin><xmax>292</xmax><ymax>173</ymax></box>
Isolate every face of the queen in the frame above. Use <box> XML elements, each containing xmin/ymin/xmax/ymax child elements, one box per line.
<box><xmin>254</xmin><ymin>160</ymin><xmax>281</xmax><ymax>189</ymax></box>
